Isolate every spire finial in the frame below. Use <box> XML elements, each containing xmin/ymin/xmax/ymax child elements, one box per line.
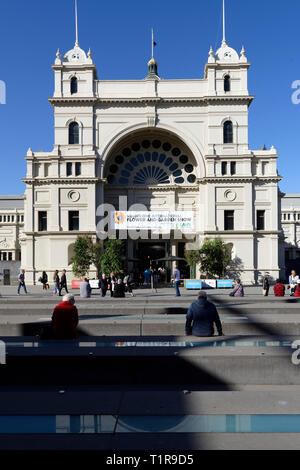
<box><xmin>147</xmin><ymin>28</ymin><xmax>158</xmax><ymax>78</ymax></box>
<box><xmin>222</xmin><ymin>0</ymin><xmax>227</xmax><ymax>46</ymax></box>
<box><xmin>75</xmin><ymin>0</ymin><xmax>79</xmax><ymax>46</ymax></box>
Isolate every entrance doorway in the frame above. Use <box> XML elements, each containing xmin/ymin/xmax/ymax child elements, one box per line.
<box><xmin>136</xmin><ymin>242</ymin><xmax>166</xmax><ymax>271</ymax></box>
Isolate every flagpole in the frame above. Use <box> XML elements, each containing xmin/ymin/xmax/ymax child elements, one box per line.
<box><xmin>223</xmin><ymin>0</ymin><xmax>226</xmax><ymax>44</ymax></box>
<box><xmin>152</xmin><ymin>28</ymin><xmax>154</xmax><ymax>58</ymax></box>
<box><xmin>75</xmin><ymin>0</ymin><xmax>79</xmax><ymax>46</ymax></box>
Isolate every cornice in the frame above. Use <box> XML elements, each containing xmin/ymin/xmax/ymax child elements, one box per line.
<box><xmin>204</xmin><ymin>230</ymin><xmax>281</xmax><ymax>236</ymax></box>
<box><xmin>22</xmin><ymin>177</ymin><xmax>100</xmax><ymax>186</ymax></box>
<box><xmin>48</xmin><ymin>95</ymin><xmax>254</xmax><ymax>107</ymax></box>
<box><xmin>200</xmin><ymin>176</ymin><xmax>282</xmax><ymax>184</ymax></box>
<box><xmin>104</xmin><ymin>184</ymin><xmax>199</xmax><ymax>191</ymax></box>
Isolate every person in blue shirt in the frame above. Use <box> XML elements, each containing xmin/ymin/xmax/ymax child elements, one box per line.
<box><xmin>185</xmin><ymin>291</ymin><xmax>223</xmax><ymax>337</ymax></box>
<box><xmin>174</xmin><ymin>266</ymin><xmax>181</xmax><ymax>297</ymax></box>
<box><xmin>17</xmin><ymin>269</ymin><xmax>27</xmax><ymax>295</ymax></box>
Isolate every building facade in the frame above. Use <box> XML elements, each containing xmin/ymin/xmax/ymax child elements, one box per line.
<box><xmin>1</xmin><ymin>28</ymin><xmax>285</xmax><ymax>285</ymax></box>
<box><xmin>0</xmin><ymin>196</ymin><xmax>24</xmax><ymax>285</ymax></box>
<box><xmin>281</xmin><ymin>194</ymin><xmax>300</xmax><ymax>276</ymax></box>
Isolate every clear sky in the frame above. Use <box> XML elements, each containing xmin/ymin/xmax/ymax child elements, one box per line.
<box><xmin>0</xmin><ymin>0</ymin><xmax>299</xmax><ymax>194</ymax></box>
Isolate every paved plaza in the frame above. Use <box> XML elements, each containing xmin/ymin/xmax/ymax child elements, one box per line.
<box><xmin>0</xmin><ymin>285</ymin><xmax>300</xmax><ymax>449</ymax></box>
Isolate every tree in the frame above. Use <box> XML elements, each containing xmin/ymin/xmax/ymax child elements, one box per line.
<box><xmin>72</xmin><ymin>236</ymin><xmax>95</xmax><ymax>278</ymax></box>
<box><xmin>185</xmin><ymin>250</ymin><xmax>201</xmax><ymax>279</ymax></box>
<box><xmin>99</xmin><ymin>239</ymin><xmax>124</xmax><ymax>275</ymax></box>
<box><xmin>198</xmin><ymin>238</ymin><xmax>232</xmax><ymax>278</ymax></box>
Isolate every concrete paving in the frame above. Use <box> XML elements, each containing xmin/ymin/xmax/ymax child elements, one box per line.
<box><xmin>1</xmin><ymin>285</ymin><xmax>300</xmax><ymax>450</ymax></box>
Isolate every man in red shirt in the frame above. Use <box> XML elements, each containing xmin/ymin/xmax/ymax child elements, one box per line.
<box><xmin>273</xmin><ymin>279</ymin><xmax>285</xmax><ymax>297</ymax></box>
<box><xmin>51</xmin><ymin>294</ymin><xmax>79</xmax><ymax>339</ymax></box>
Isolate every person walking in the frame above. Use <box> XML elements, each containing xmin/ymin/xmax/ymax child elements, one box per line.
<box><xmin>144</xmin><ymin>268</ymin><xmax>151</xmax><ymax>287</ymax></box>
<box><xmin>41</xmin><ymin>271</ymin><xmax>48</xmax><ymax>290</ymax></box>
<box><xmin>263</xmin><ymin>273</ymin><xmax>271</xmax><ymax>297</ymax></box>
<box><xmin>80</xmin><ymin>278</ymin><xmax>92</xmax><ymax>298</ymax></box>
<box><xmin>53</xmin><ymin>270</ymin><xmax>60</xmax><ymax>295</ymax></box>
<box><xmin>289</xmin><ymin>270</ymin><xmax>299</xmax><ymax>297</ymax></box>
<box><xmin>273</xmin><ymin>279</ymin><xmax>285</xmax><ymax>297</ymax></box>
<box><xmin>185</xmin><ymin>291</ymin><xmax>223</xmax><ymax>337</ymax></box>
<box><xmin>59</xmin><ymin>269</ymin><xmax>69</xmax><ymax>296</ymax></box>
<box><xmin>17</xmin><ymin>269</ymin><xmax>27</xmax><ymax>295</ymax></box>
<box><xmin>99</xmin><ymin>273</ymin><xmax>108</xmax><ymax>298</ymax></box>
<box><xmin>124</xmin><ymin>272</ymin><xmax>135</xmax><ymax>297</ymax></box>
<box><xmin>229</xmin><ymin>279</ymin><xmax>244</xmax><ymax>297</ymax></box>
<box><xmin>51</xmin><ymin>294</ymin><xmax>79</xmax><ymax>339</ymax></box>
<box><xmin>152</xmin><ymin>269</ymin><xmax>159</xmax><ymax>293</ymax></box>
<box><xmin>174</xmin><ymin>265</ymin><xmax>181</xmax><ymax>297</ymax></box>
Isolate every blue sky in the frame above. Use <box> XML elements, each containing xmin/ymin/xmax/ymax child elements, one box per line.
<box><xmin>0</xmin><ymin>0</ymin><xmax>299</xmax><ymax>194</ymax></box>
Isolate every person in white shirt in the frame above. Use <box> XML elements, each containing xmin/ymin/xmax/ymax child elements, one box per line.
<box><xmin>289</xmin><ymin>270</ymin><xmax>299</xmax><ymax>296</ymax></box>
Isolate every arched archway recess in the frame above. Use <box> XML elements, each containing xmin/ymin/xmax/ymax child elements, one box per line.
<box><xmin>103</xmin><ymin>128</ymin><xmax>201</xmax><ymax>188</ymax></box>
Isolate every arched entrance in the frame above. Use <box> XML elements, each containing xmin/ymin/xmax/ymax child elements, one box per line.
<box><xmin>102</xmin><ymin>129</ymin><xmax>201</xmax><ymax>278</ymax></box>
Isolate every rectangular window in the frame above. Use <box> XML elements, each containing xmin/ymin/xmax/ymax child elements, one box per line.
<box><xmin>7</xmin><ymin>216</ymin><xmax>10</xmax><ymax>222</ymax></box>
<box><xmin>11</xmin><ymin>216</ymin><xmax>14</xmax><ymax>222</ymax></box>
<box><xmin>3</xmin><ymin>216</ymin><xmax>6</xmax><ymax>222</ymax></box>
<box><xmin>8</xmin><ymin>252</ymin><xmax>12</xmax><ymax>261</ymax></box>
<box><xmin>2</xmin><ymin>253</ymin><xmax>7</xmax><ymax>261</ymax></box>
<box><xmin>0</xmin><ymin>216</ymin><xmax>2</xmax><ymax>222</ymax></box>
<box><xmin>67</xmin><ymin>162</ymin><xmax>73</xmax><ymax>176</ymax></box>
<box><xmin>69</xmin><ymin>211</ymin><xmax>79</xmax><ymax>231</ymax></box>
<box><xmin>257</xmin><ymin>210</ymin><xmax>265</xmax><ymax>231</ymax></box>
<box><xmin>230</xmin><ymin>162</ymin><xmax>236</xmax><ymax>175</ymax></box>
<box><xmin>224</xmin><ymin>210</ymin><xmax>234</xmax><ymax>231</ymax></box>
<box><xmin>38</xmin><ymin>211</ymin><xmax>47</xmax><ymax>232</ymax></box>
<box><xmin>221</xmin><ymin>162</ymin><xmax>227</xmax><ymax>175</ymax></box>
<box><xmin>75</xmin><ymin>162</ymin><xmax>81</xmax><ymax>176</ymax></box>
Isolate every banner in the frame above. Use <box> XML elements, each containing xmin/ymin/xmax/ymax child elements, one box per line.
<box><xmin>112</xmin><ymin>211</ymin><xmax>194</xmax><ymax>231</ymax></box>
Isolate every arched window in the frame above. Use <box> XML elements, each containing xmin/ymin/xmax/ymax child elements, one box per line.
<box><xmin>69</xmin><ymin>122</ymin><xmax>79</xmax><ymax>145</ymax></box>
<box><xmin>71</xmin><ymin>76</ymin><xmax>78</xmax><ymax>95</ymax></box>
<box><xmin>223</xmin><ymin>121</ymin><xmax>233</xmax><ymax>144</ymax></box>
<box><xmin>224</xmin><ymin>75</ymin><xmax>231</xmax><ymax>92</ymax></box>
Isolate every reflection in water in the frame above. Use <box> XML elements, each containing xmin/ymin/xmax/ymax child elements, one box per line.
<box><xmin>0</xmin><ymin>415</ymin><xmax>299</xmax><ymax>434</ymax></box>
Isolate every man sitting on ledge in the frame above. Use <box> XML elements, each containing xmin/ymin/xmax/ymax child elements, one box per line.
<box><xmin>185</xmin><ymin>291</ymin><xmax>223</xmax><ymax>337</ymax></box>
<box><xmin>51</xmin><ymin>294</ymin><xmax>79</xmax><ymax>340</ymax></box>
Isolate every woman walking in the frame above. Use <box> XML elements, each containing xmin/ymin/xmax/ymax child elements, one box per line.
<box><xmin>41</xmin><ymin>271</ymin><xmax>48</xmax><ymax>290</ymax></box>
<box><xmin>53</xmin><ymin>270</ymin><xmax>60</xmax><ymax>295</ymax></box>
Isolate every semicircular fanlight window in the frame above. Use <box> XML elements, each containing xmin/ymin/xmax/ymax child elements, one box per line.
<box><xmin>133</xmin><ymin>166</ymin><xmax>170</xmax><ymax>186</ymax></box>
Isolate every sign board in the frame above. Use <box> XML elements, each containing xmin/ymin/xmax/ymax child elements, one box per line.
<box><xmin>89</xmin><ymin>280</ymin><xmax>99</xmax><ymax>289</ymax></box>
<box><xmin>112</xmin><ymin>211</ymin><xmax>194</xmax><ymax>231</ymax></box>
<box><xmin>185</xmin><ymin>280</ymin><xmax>203</xmax><ymax>290</ymax></box>
<box><xmin>202</xmin><ymin>280</ymin><xmax>217</xmax><ymax>289</ymax></box>
<box><xmin>71</xmin><ymin>280</ymin><xmax>82</xmax><ymax>289</ymax></box>
<box><xmin>72</xmin><ymin>280</ymin><xmax>99</xmax><ymax>289</ymax></box>
<box><xmin>217</xmin><ymin>279</ymin><xmax>233</xmax><ymax>289</ymax></box>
